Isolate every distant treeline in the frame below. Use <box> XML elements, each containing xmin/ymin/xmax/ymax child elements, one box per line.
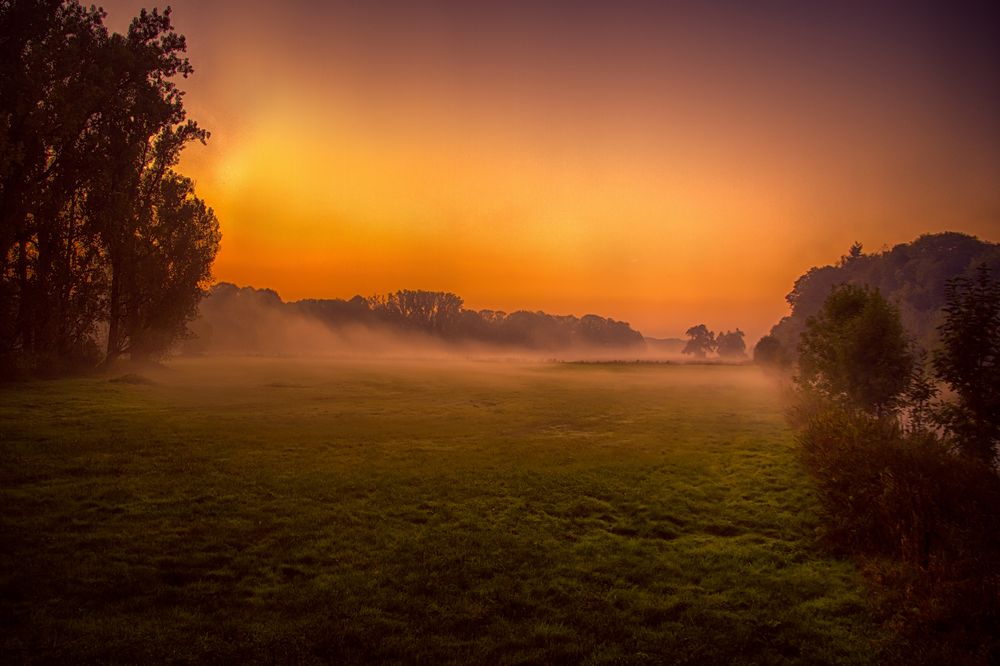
<box><xmin>186</xmin><ymin>283</ymin><xmax>647</xmax><ymax>354</ymax></box>
<box><xmin>0</xmin><ymin>2</ymin><xmax>219</xmax><ymax>377</ymax></box>
<box><xmin>756</xmin><ymin>232</ymin><xmax>1000</xmax><ymax>365</ymax></box>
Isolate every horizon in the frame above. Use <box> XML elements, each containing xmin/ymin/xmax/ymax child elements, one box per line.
<box><xmin>204</xmin><ymin>225</ymin><xmax>995</xmax><ymax>344</ymax></box>
<box><xmin>96</xmin><ymin>1</ymin><xmax>1000</xmax><ymax>342</ymax></box>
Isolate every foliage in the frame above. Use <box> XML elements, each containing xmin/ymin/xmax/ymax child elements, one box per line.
<box><xmin>902</xmin><ymin>351</ymin><xmax>938</xmax><ymax>435</ymax></box>
<box><xmin>681</xmin><ymin>324</ymin><xmax>715</xmax><ymax>358</ymax></box>
<box><xmin>795</xmin><ymin>405</ymin><xmax>1000</xmax><ymax>663</ymax></box>
<box><xmin>768</xmin><ymin>233</ymin><xmax>1000</xmax><ymax>360</ymax></box>
<box><xmin>0</xmin><ymin>1</ymin><xmax>218</xmax><ymax>375</ymax></box>
<box><xmin>933</xmin><ymin>264</ymin><xmax>1000</xmax><ymax>464</ymax></box>
<box><xmin>367</xmin><ymin>289</ymin><xmax>465</xmax><ymax>335</ymax></box>
<box><xmin>797</xmin><ymin>285</ymin><xmax>913</xmax><ymax>417</ymax></box>
<box><xmin>752</xmin><ymin>334</ymin><xmax>787</xmax><ymax>367</ymax></box>
<box><xmin>126</xmin><ymin>174</ymin><xmax>221</xmax><ymax>361</ymax></box>
<box><xmin>798</xmin><ymin>407</ymin><xmax>1000</xmax><ymax>564</ymax></box>
<box><xmin>715</xmin><ymin>329</ymin><xmax>746</xmax><ymax>360</ymax></box>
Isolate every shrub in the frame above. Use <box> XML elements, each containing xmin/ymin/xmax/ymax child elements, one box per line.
<box><xmin>796</xmin><ymin>405</ymin><xmax>1000</xmax><ymax>662</ymax></box>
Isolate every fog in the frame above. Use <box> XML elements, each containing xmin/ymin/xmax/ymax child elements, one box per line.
<box><xmin>180</xmin><ymin>284</ymin><xmax>704</xmax><ymax>363</ymax></box>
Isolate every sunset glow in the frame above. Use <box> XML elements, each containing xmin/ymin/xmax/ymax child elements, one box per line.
<box><xmin>102</xmin><ymin>0</ymin><xmax>1000</xmax><ymax>340</ymax></box>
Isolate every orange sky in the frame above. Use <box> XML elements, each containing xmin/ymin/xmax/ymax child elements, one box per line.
<box><xmin>102</xmin><ymin>1</ymin><xmax>1000</xmax><ymax>341</ymax></box>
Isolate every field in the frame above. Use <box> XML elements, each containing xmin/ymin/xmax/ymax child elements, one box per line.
<box><xmin>1</xmin><ymin>359</ymin><xmax>880</xmax><ymax>663</ymax></box>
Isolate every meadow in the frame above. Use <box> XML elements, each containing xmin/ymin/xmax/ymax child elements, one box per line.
<box><xmin>0</xmin><ymin>359</ymin><xmax>881</xmax><ymax>663</ymax></box>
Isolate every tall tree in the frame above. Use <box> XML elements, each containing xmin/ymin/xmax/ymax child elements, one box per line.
<box><xmin>0</xmin><ymin>1</ymin><xmax>219</xmax><ymax>374</ymax></box>
<box><xmin>125</xmin><ymin>173</ymin><xmax>220</xmax><ymax>361</ymax></box>
<box><xmin>933</xmin><ymin>264</ymin><xmax>1000</xmax><ymax>464</ymax></box>
<box><xmin>87</xmin><ymin>8</ymin><xmax>208</xmax><ymax>362</ymax></box>
<box><xmin>0</xmin><ymin>0</ymin><xmax>111</xmax><ymax>370</ymax></box>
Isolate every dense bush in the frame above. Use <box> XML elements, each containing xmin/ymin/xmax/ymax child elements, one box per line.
<box><xmin>798</xmin><ymin>407</ymin><xmax>1000</xmax><ymax>565</ymax></box>
<box><xmin>795</xmin><ymin>405</ymin><xmax>1000</xmax><ymax>662</ymax></box>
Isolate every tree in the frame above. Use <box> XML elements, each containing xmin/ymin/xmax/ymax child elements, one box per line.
<box><xmin>90</xmin><ymin>7</ymin><xmax>208</xmax><ymax>363</ymax></box>
<box><xmin>933</xmin><ymin>264</ymin><xmax>1000</xmax><ymax>464</ymax></box>
<box><xmin>753</xmin><ymin>334</ymin><xmax>785</xmax><ymax>367</ymax></box>
<box><xmin>125</xmin><ymin>172</ymin><xmax>220</xmax><ymax>361</ymax></box>
<box><xmin>797</xmin><ymin>285</ymin><xmax>913</xmax><ymax>417</ymax></box>
<box><xmin>682</xmin><ymin>324</ymin><xmax>715</xmax><ymax>358</ymax></box>
<box><xmin>903</xmin><ymin>351</ymin><xmax>938</xmax><ymax>435</ymax></box>
<box><xmin>0</xmin><ymin>1</ymin><xmax>218</xmax><ymax>374</ymax></box>
<box><xmin>838</xmin><ymin>241</ymin><xmax>864</xmax><ymax>266</ymax></box>
<box><xmin>0</xmin><ymin>0</ymin><xmax>112</xmax><ymax>371</ymax></box>
<box><xmin>716</xmin><ymin>329</ymin><xmax>747</xmax><ymax>360</ymax></box>
<box><xmin>367</xmin><ymin>290</ymin><xmax>464</xmax><ymax>336</ymax></box>
<box><xmin>767</xmin><ymin>233</ymin><xmax>1000</xmax><ymax>365</ymax></box>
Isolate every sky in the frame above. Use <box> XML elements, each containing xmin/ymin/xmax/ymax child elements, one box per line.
<box><xmin>100</xmin><ymin>0</ymin><xmax>1000</xmax><ymax>341</ymax></box>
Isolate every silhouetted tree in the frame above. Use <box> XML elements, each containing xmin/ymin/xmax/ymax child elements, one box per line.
<box><xmin>838</xmin><ymin>241</ymin><xmax>864</xmax><ymax>267</ymax></box>
<box><xmin>576</xmin><ymin>314</ymin><xmax>644</xmax><ymax>348</ymax></box>
<box><xmin>753</xmin><ymin>334</ymin><xmax>786</xmax><ymax>367</ymax></box>
<box><xmin>716</xmin><ymin>329</ymin><xmax>747</xmax><ymax>360</ymax></box>
<box><xmin>0</xmin><ymin>0</ymin><xmax>111</xmax><ymax>372</ymax></box>
<box><xmin>767</xmin><ymin>233</ymin><xmax>1000</xmax><ymax>361</ymax></box>
<box><xmin>367</xmin><ymin>290</ymin><xmax>464</xmax><ymax>336</ymax></box>
<box><xmin>124</xmin><ymin>173</ymin><xmax>220</xmax><ymax>361</ymax></box>
<box><xmin>933</xmin><ymin>264</ymin><xmax>1000</xmax><ymax>464</ymax></box>
<box><xmin>90</xmin><ymin>8</ymin><xmax>210</xmax><ymax>363</ymax></box>
<box><xmin>682</xmin><ymin>324</ymin><xmax>715</xmax><ymax>358</ymax></box>
<box><xmin>0</xmin><ymin>1</ymin><xmax>218</xmax><ymax>374</ymax></box>
<box><xmin>797</xmin><ymin>285</ymin><xmax>913</xmax><ymax>417</ymax></box>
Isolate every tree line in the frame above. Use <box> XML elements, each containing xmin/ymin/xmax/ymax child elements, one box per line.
<box><xmin>186</xmin><ymin>284</ymin><xmax>646</xmax><ymax>353</ymax></box>
<box><xmin>0</xmin><ymin>1</ymin><xmax>220</xmax><ymax>377</ymax></box>
<box><xmin>755</xmin><ymin>232</ymin><xmax>1000</xmax><ymax>366</ymax></box>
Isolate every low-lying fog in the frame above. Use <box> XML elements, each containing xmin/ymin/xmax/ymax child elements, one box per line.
<box><xmin>178</xmin><ymin>283</ymin><xmax>719</xmax><ymax>364</ymax></box>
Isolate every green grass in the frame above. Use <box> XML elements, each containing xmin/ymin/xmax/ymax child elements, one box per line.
<box><xmin>1</xmin><ymin>359</ymin><xmax>879</xmax><ymax>663</ymax></box>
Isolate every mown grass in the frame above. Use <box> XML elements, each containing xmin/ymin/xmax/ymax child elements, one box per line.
<box><xmin>1</xmin><ymin>359</ymin><xmax>880</xmax><ymax>663</ymax></box>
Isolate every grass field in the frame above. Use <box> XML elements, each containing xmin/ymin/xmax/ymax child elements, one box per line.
<box><xmin>0</xmin><ymin>358</ymin><xmax>880</xmax><ymax>663</ymax></box>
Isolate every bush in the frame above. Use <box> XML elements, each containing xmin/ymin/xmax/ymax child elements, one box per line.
<box><xmin>796</xmin><ymin>406</ymin><xmax>1000</xmax><ymax>662</ymax></box>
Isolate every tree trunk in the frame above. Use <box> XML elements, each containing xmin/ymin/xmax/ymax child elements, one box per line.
<box><xmin>14</xmin><ymin>237</ymin><xmax>33</xmax><ymax>355</ymax></box>
<box><xmin>105</xmin><ymin>254</ymin><xmax>122</xmax><ymax>365</ymax></box>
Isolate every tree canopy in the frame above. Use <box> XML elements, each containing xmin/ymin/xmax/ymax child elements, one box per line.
<box><xmin>797</xmin><ymin>285</ymin><xmax>913</xmax><ymax>417</ymax></box>
<box><xmin>716</xmin><ymin>329</ymin><xmax>747</xmax><ymax>360</ymax></box>
<box><xmin>766</xmin><ymin>233</ymin><xmax>1000</xmax><ymax>361</ymax></box>
<box><xmin>681</xmin><ymin>324</ymin><xmax>715</xmax><ymax>358</ymax></box>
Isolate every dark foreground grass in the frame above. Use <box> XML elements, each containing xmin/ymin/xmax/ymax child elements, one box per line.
<box><xmin>1</xmin><ymin>359</ymin><xmax>879</xmax><ymax>663</ymax></box>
